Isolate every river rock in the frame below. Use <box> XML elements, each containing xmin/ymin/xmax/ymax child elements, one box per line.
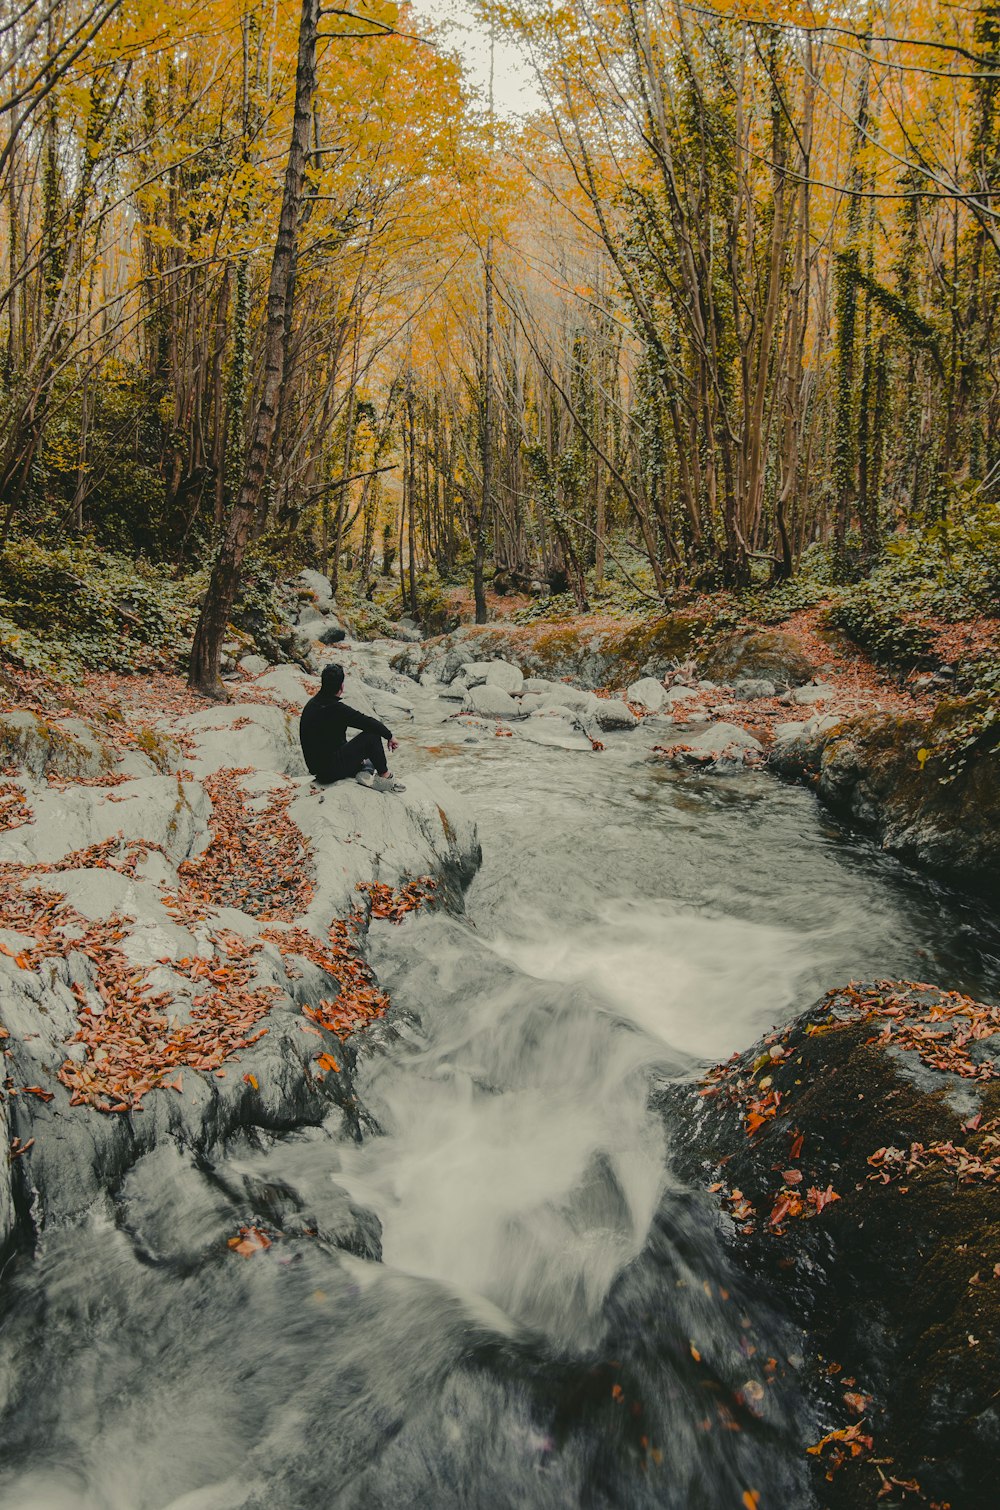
<box><xmin>626</xmin><ymin>677</ymin><xmax>670</xmax><ymax>711</ymax></box>
<box><xmin>733</xmin><ymin>677</ymin><xmax>777</xmax><ymax>700</ymax></box>
<box><xmin>485</xmin><ymin>660</ymin><xmax>524</xmax><ymax>695</ymax></box>
<box><xmin>518</xmin><ymin>712</ymin><xmax>593</xmax><ymax>751</ymax></box>
<box><xmin>459</xmin><ymin>661</ymin><xmax>494</xmax><ymax>688</ymax></box>
<box><xmin>663</xmin><ymin>980</ymin><xmax>1000</xmax><ymax>1508</ymax></box>
<box><xmin>673</xmin><ymin>722</ymin><xmax>763</xmax><ymax>768</ymax></box>
<box><xmin>770</xmin><ymin>696</ymin><xmax>999</xmax><ymax>893</ymax></box>
<box><xmin>699</xmin><ymin>629</ymin><xmax>817</xmax><ymax>688</ymax></box>
<box><xmin>238</xmin><ymin>654</ymin><xmax>269</xmax><ymax>676</ymax></box>
<box><xmin>319</xmin><ymin>622</ymin><xmax>347</xmax><ymax>645</ymax></box>
<box><xmin>462</xmin><ymin>684</ymin><xmax>520</xmax><ymax>719</ymax></box>
<box><xmin>297</xmin><ymin>569</ymin><xmax>335</xmax><ymax>609</ymax></box>
<box><xmin>0</xmin><ymin>694</ymin><xmax>481</xmax><ymax>1245</ymax></box>
<box><xmin>784</xmin><ymin>680</ymin><xmax>834</xmax><ymax>706</ymax></box>
<box><xmin>593</xmin><ymin>699</ymin><xmax>639</xmax><ymax>732</ymax></box>
<box><xmin>439</xmin><ymin>679</ymin><xmax>468</xmax><ymax>701</ymax></box>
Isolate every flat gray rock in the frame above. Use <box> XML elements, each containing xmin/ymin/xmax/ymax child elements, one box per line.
<box><xmin>786</xmin><ymin>681</ymin><xmax>835</xmax><ymax>706</ymax></box>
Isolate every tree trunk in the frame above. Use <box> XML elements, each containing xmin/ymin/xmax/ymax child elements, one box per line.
<box><xmin>475</xmin><ymin>235</ymin><xmax>494</xmax><ymax>625</ymax></box>
<box><xmin>187</xmin><ymin>0</ymin><xmax>319</xmax><ymax>698</ymax></box>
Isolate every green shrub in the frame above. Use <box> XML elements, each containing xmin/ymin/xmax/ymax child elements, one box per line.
<box><xmin>0</xmin><ymin>539</ymin><xmax>201</xmax><ymax>674</ymax></box>
<box><xmin>825</xmin><ymin>586</ymin><xmax>937</xmax><ymax>671</ymax></box>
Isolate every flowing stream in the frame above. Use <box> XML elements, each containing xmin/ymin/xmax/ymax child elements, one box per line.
<box><xmin>1</xmin><ymin>664</ymin><xmax>997</xmax><ymax>1510</ymax></box>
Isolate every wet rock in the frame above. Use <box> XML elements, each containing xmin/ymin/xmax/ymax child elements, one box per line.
<box><xmin>699</xmin><ymin>629</ymin><xmax>817</xmax><ymax>689</ymax></box>
<box><xmin>771</xmin><ymin>697</ymin><xmax>1000</xmax><ymax>894</ymax></box>
<box><xmin>592</xmin><ymin>699</ymin><xmax>639</xmax><ymax>732</ymax></box>
<box><xmin>519</xmin><ymin>711</ymin><xmax>593</xmax><ymax>751</ymax></box>
<box><xmin>663</xmin><ymin>981</ymin><xmax>1000</xmax><ymax>1509</ymax></box>
<box><xmin>319</xmin><ymin>623</ymin><xmax>347</xmax><ymax>646</ymax></box>
<box><xmin>675</xmin><ymin>722</ymin><xmax>763</xmax><ymax>768</ymax></box>
<box><xmin>462</xmin><ymin>684</ymin><xmax>520</xmax><ymax>720</ymax></box>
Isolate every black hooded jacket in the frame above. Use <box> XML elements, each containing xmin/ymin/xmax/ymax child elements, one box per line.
<box><xmin>299</xmin><ymin>691</ymin><xmax>392</xmax><ymax>776</ymax></box>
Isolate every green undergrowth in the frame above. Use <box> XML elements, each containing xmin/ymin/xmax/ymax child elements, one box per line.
<box><xmin>0</xmin><ymin>539</ymin><xmax>205</xmax><ymax>675</ymax></box>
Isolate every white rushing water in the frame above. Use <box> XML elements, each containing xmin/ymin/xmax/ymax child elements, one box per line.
<box><xmin>1</xmin><ymin>647</ymin><xmax>997</xmax><ymax>1510</ymax></box>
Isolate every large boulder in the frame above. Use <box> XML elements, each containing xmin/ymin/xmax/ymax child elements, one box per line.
<box><xmin>626</xmin><ymin>677</ymin><xmax>670</xmax><ymax>711</ymax></box>
<box><xmin>771</xmin><ymin>696</ymin><xmax>1000</xmax><ymax>894</ymax></box>
<box><xmin>485</xmin><ymin>660</ymin><xmax>524</xmax><ymax>695</ymax></box>
<box><xmin>663</xmin><ymin>981</ymin><xmax>1000</xmax><ymax>1509</ymax></box>
<box><xmin>0</xmin><ymin>711</ymin><xmax>116</xmax><ymax>780</ymax></box>
<box><xmin>699</xmin><ymin>629</ymin><xmax>818</xmax><ymax>688</ymax></box>
<box><xmin>0</xmin><ymin>721</ymin><xmax>481</xmax><ymax>1246</ymax></box>
<box><xmin>460</xmin><ymin>661</ymin><xmax>495</xmax><ymax>688</ymax></box>
<box><xmin>297</xmin><ymin>568</ymin><xmax>335</xmax><ymax>609</ymax></box>
<box><xmin>592</xmin><ymin>699</ymin><xmax>639</xmax><ymax>732</ymax></box>
<box><xmin>462</xmin><ymin>684</ymin><xmax>520</xmax><ymax>720</ymax></box>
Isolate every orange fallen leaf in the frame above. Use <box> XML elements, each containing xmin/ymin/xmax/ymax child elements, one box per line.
<box><xmin>742</xmin><ymin>1492</ymin><xmax>761</xmax><ymax>1510</ymax></box>
<box><xmin>227</xmin><ymin>1225</ymin><xmax>271</xmax><ymax>1257</ymax></box>
<box><xmin>316</xmin><ymin>1051</ymin><xmax>340</xmax><ymax>1074</ymax></box>
<box><xmin>243</xmin><ymin>1072</ymin><xmax>259</xmax><ymax>1090</ymax></box>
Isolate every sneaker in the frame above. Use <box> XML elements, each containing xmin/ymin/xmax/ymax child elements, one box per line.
<box><xmin>354</xmin><ymin>771</ymin><xmax>375</xmax><ymax>788</ymax></box>
<box><xmin>372</xmin><ymin>773</ymin><xmax>405</xmax><ymax>794</ymax></box>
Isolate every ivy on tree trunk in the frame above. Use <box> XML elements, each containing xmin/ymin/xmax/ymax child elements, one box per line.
<box><xmin>187</xmin><ymin>0</ymin><xmax>320</xmax><ymax>698</ymax></box>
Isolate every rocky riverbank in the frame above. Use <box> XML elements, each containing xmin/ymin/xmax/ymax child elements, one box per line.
<box><xmin>0</xmin><ymin>650</ymin><xmax>479</xmax><ymax>1257</ymax></box>
<box><xmin>659</xmin><ymin>981</ymin><xmax>1000</xmax><ymax>1510</ymax></box>
<box><xmin>388</xmin><ymin>614</ymin><xmax>998</xmax><ymax>896</ymax></box>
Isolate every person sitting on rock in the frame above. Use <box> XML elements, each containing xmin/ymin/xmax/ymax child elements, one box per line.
<box><xmin>299</xmin><ymin>664</ymin><xmax>405</xmax><ymax>793</ymax></box>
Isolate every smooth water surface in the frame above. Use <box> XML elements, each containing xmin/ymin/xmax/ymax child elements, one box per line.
<box><xmin>1</xmin><ymin>659</ymin><xmax>996</xmax><ymax>1509</ymax></box>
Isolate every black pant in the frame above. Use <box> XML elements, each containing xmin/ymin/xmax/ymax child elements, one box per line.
<box><xmin>313</xmin><ymin>729</ymin><xmax>388</xmax><ymax>784</ymax></box>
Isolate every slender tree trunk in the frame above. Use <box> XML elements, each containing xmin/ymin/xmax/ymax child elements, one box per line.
<box><xmin>474</xmin><ymin>235</ymin><xmax>494</xmax><ymax>625</ymax></box>
<box><xmin>187</xmin><ymin>0</ymin><xmax>319</xmax><ymax>697</ymax></box>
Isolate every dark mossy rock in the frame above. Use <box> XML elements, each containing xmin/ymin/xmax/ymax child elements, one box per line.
<box><xmin>699</xmin><ymin>629</ymin><xmax>818</xmax><ymax>687</ymax></box>
<box><xmin>663</xmin><ymin>981</ymin><xmax>1000</xmax><ymax>1509</ymax></box>
<box><xmin>772</xmin><ymin>695</ymin><xmax>1000</xmax><ymax>897</ymax></box>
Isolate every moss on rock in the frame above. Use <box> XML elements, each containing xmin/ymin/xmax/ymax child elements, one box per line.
<box><xmin>812</xmin><ymin>697</ymin><xmax>1000</xmax><ymax>895</ymax></box>
<box><xmin>665</xmin><ymin>981</ymin><xmax>1000</xmax><ymax>1509</ymax></box>
<box><xmin>698</xmin><ymin>628</ymin><xmax>818</xmax><ymax>687</ymax></box>
<box><xmin>0</xmin><ymin>711</ymin><xmax>116</xmax><ymax>779</ymax></box>
<box><xmin>393</xmin><ymin>612</ymin><xmax>708</xmax><ymax>689</ymax></box>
